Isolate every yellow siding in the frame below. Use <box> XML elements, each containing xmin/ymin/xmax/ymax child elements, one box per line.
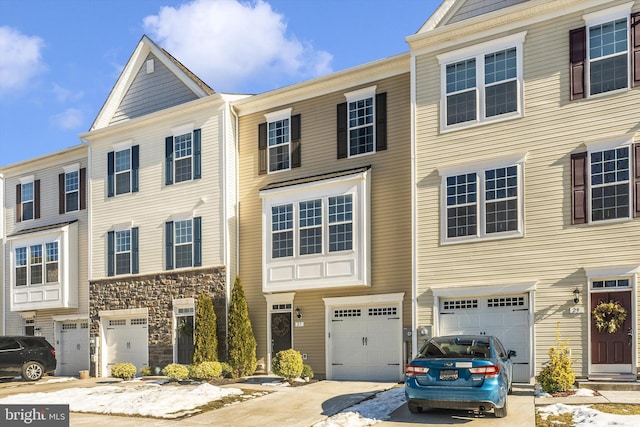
<box><xmin>414</xmin><ymin>2</ymin><xmax>640</xmax><ymax>376</ymax></box>
<box><xmin>238</xmin><ymin>73</ymin><xmax>412</xmax><ymax>376</ymax></box>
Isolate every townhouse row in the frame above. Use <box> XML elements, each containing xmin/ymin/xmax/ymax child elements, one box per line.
<box><xmin>1</xmin><ymin>0</ymin><xmax>639</xmax><ymax>383</ymax></box>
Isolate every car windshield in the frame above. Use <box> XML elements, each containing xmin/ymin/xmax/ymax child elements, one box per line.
<box><xmin>417</xmin><ymin>336</ymin><xmax>491</xmax><ymax>359</ymax></box>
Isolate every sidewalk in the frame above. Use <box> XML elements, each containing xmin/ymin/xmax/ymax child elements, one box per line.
<box><xmin>534</xmin><ymin>389</ymin><xmax>640</xmax><ymax>406</ymax></box>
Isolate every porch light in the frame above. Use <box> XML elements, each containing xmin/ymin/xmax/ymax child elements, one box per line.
<box><xmin>573</xmin><ymin>288</ymin><xmax>581</xmax><ymax>304</ymax></box>
<box><xmin>295</xmin><ymin>307</ymin><xmax>302</xmax><ymax>319</ymax></box>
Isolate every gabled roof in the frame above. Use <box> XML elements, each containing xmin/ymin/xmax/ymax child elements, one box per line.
<box><xmin>418</xmin><ymin>0</ymin><xmax>532</xmax><ymax>33</ymax></box>
<box><xmin>89</xmin><ymin>35</ymin><xmax>215</xmax><ymax>131</ymax></box>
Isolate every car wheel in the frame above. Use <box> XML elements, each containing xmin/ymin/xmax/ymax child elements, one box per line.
<box><xmin>408</xmin><ymin>403</ymin><xmax>423</xmax><ymax>414</ymax></box>
<box><xmin>22</xmin><ymin>362</ymin><xmax>44</xmax><ymax>381</ymax></box>
<box><xmin>494</xmin><ymin>399</ymin><xmax>508</xmax><ymax>418</ymax></box>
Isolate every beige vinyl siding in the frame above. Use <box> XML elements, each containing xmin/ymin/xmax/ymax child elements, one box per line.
<box><xmin>2</xmin><ymin>147</ymin><xmax>89</xmax><ymax>340</ymax></box>
<box><xmin>238</xmin><ymin>73</ymin><xmax>412</xmax><ymax>376</ymax></box>
<box><xmin>414</xmin><ymin>2</ymin><xmax>640</xmax><ymax>376</ymax></box>
<box><xmin>89</xmin><ymin>103</ymin><xmax>227</xmax><ymax>278</ymax></box>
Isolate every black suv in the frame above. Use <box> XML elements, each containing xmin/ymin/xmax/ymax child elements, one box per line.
<box><xmin>0</xmin><ymin>336</ymin><xmax>57</xmax><ymax>381</ymax></box>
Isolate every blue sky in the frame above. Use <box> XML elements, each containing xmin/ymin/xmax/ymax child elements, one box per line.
<box><xmin>0</xmin><ymin>0</ymin><xmax>440</xmax><ymax>166</ymax></box>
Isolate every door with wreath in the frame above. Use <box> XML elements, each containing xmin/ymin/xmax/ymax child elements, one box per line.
<box><xmin>590</xmin><ymin>290</ymin><xmax>632</xmax><ymax>372</ymax></box>
<box><xmin>271</xmin><ymin>312</ymin><xmax>292</xmax><ymax>357</ymax></box>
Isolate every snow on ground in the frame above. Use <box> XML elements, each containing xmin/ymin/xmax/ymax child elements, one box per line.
<box><xmin>313</xmin><ymin>387</ymin><xmax>406</xmax><ymax>427</ymax></box>
<box><xmin>537</xmin><ymin>403</ymin><xmax>640</xmax><ymax>427</ymax></box>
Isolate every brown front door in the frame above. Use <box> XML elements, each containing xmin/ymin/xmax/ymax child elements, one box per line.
<box><xmin>271</xmin><ymin>312</ymin><xmax>292</xmax><ymax>355</ymax></box>
<box><xmin>591</xmin><ymin>291</ymin><xmax>632</xmax><ymax>365</ymax></box>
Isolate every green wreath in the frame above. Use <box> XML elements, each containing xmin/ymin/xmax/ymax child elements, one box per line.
<box><xmin>592</xmin><ymin>301</ymin><xmax>627</xmax><ymax>334</ymax></box>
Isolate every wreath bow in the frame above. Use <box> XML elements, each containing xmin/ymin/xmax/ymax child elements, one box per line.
<box><xmin>592</xmin><ymin>301</ymin><xmax>627</xmax><ymax>334</ymax></box>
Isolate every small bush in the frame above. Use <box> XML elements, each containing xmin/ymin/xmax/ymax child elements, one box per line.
<box><xmin>111</xmin><ymin>363</ymin><xmax>137</xmax><ymax>380</ymax></box>
<box><xmin>220</xmin><ymin>362</ymin><xmax>235</xmax><ymax>379</ymax></box>
<box><xmin>537</xmin><ymin>326</ymin><xmax>576</xmax><ymax>393</ymax></box>
<box><xmin>162</xmin><ymin>363</ymin><xmax>190</xmax><ymax>380</ymax></box>
<box><xmin>301</xmin><ymin>364</ymin><xmax>314</xmax><ymax>379</ymax></box>
<box><xmin>139</xmin><ymin>366</ymin><xmax>152</xmax><ymax>376</ymax></box>
<box><xmin>272</xmin><ymin>349</ymin><xmax>303</xmax><ymax>381</ymax></box>
<box><xmin>190</xmin><ymin>361</ymin><xmax>222</xmax><ymax>380</ymax></box>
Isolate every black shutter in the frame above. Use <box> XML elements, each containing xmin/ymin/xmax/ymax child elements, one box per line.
<box><xmin>132</xmin><ymin>227</ymin><xmax>139</xmax><ymax>274</ymax></box>
<box><xmin>131</xmin><ymin>145</ymin><xmax>139</xmax><ymax>193</ymax></box>
<box><xmin>59</xmin><ymin>173</ymin><xmax>66</xmax><ymax>214</ymax></box>
<box><xmin>193</xmin><ymin>216</ymin><xmax>202</xmax><ymax>267</ymax></box>
<box><xmin>34</xmin><ymin>179</ymin><xmax>40</xmax><ymax>219</ymax></box>
<box><xmin>337</xmin><ymin>102</ymin><xmax>348</xmax><ymax>159</ymax></box>
<box><xmin>634</xmin><ymin>143</ymin><xmax>640</xmax><ymax>217</ymax></box>
<box><xmin>375</xmin><ymin>92</ymin><xmax>387</xmax><ymax>152</ymax></box>
<box><xmin>632</xmin><ymin>12</ymin><xmax>640</xmax><ymax>88</ymax></box>
<box><xmin>194</xmin><ymin>129</ymin><xmax>202</xmax><ymax>179</ymax></box>
<box><xmin>80</xmin><ymin>168</ymin><xmax>87</xmax><ymax>210</ymax></box>
<box><xmin>16</xmin><ymin>184</ymin><xmax>21</xmax><ymax>222</ymax></box>
<box><xmin>258</xmin><ymin>122</ymin><xmax>267</xmax><ymax>175</ymax></box>
<box><xmin>165</xmin><ymin>221</ymin><xmax>174</xmax><ymax>270</ymax></box>
<box><xmin>165</xmin><ymin>137</ymin><xmax>174</xmax><ymax>185</ymax></box>
<box><xmin>107</xmin><ymin>231</ymin><xmax>115</xmax><ymax>277</ymax></box>
<box><xmin>107</xmin><ymin>151</ymin><xmax>115</xmax><ymax>197</ymax></box>
<box><xmin>571</xmin><ymin>152</ymin><xmax>587</xmax><ymax>224</ymax></box>
<box><xmin>291</xmin><ymin>114</ymin><xmax>301</xmax><ymax>168</ymax></box>
<box><xmin>570</xmin><ymin>27</ymin><xmax>586</xmax><ymax>100</ymax></box>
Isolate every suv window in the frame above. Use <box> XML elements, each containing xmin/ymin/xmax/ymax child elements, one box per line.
<box><xmin>20</xmin><ymin>338</ymin><xmax>47</xmax><ymax>348</ymax></box>
<box><xmin>0</xmin><ymin>338</ymin><xmax>20</xmax><ymax>351</ymax></box>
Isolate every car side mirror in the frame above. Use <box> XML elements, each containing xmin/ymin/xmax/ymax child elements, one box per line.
<box><xmin>508</xmin><ymin>350</ymin><xmax>517</xmax><ymax>359</ymax></box>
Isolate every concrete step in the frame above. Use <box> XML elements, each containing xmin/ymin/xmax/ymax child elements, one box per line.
<box><xmin>577</xmin><ymin>376</ymin><xmax>640</xmax><ymax>391</ymax></box>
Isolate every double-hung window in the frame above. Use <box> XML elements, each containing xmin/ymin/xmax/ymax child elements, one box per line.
<box><xmin>337</xmin><ymin>87</ymin><xmax>387</xmax><ymax>159</ymax></box>
<box><xmin>115</xmin><ymin>149</ymin><xmax>131</xmax><ymax>194</ymax></box>
<box><xmin>571</xmin><ymin>138</ymin><xmax>639</xmax><ymax>224</ymax></box>
<box><xmin>271</xmin><ymin>204</ymin><xmax>293</xmax><ymax>258</ymax></box>
<box><xmin>115</xmin><ymin>230</ymin><xmax>131</xmax><ymax>275</ymax></box>
<box><xmin>107</xmin><ymin>145</ymin><xmax>139</xmax><ymax>197</ymax></box>
<box><xmin>441</xmin><ymin>154</ymin><xmax>526</xmax><ymax>243</ymax></box>
<box><xmin>20</xmin><ymin>181</ymin><xmax>35</xmax><ymax>221</ymax></box>
<box><xmin>45</xmin><ymin>242</ymin><xmax>59</xmax><ymax>283</ymax></box>
<box><xmin>14</xmin><ymin>242</ymin><xmax>59</xmax><ymax>286</ymax></box>
<box><xmin>328</xmin><ymin>195</ymin><xmax>353</xmax><ymax>251</ymax></box>
<box><xmin>59</xmin><ymin>165</ymin><xmax>86</xmax><ymax>213</ymax></box>
<box><xmin>165</xmin><ymin>217</ymin><xmax>201</xmax><ymax>269</ymax></box>
<box><xmin>570</xmin><ymin>5</ymin><xmax>640</xmax><ymax>99</ymax></box>
<box><xmin>165</xmin><ymin>128</ymin><xmax>201</xmax><ymax>184</ymax></box>
<box><xmin>348</xmin><ymin>94</ymin><xmax>374</xmax><ymax>156</ymax></box>
<box><xmin>107</xmin><ymin>228</ymin><xmax>138</xmax><ymax>276</ymax></box>
<box><xmin>65</xmin><ymin>170</ymin><xmax>79</xmax><ymax>211</ymax></box>
<box><xmin>439</xmin><ymin>32</ymin><xmax>526</xmax><ymax>130</ymax></box>
<box><xmin>299</xmin><ymin>200</ymin><xmax>322</xmax><ymax>255</ymax></box>
<box><xmin>258</xmin><ymin>109</ymin><xmax>301</xmax><ymax>175</ymax></box>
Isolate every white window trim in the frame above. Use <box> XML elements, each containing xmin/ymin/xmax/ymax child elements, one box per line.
<box><xmin>439</xmin><ymin>152</ymin><xmax>527</xmax><ymax>244</ymax></box>
<box><xmin>265</xmin><ymin>108</ymin><xmax>292</xmax><ymax>174</ymax></box>
<box><xmin>13</xmin><ymin>237</ymin><xmax>62</xmax><ymax>287</ymax></box>
<box><xmin>345</xmin><ymin>85</ymin><xmax>377</xmax><ymax>158</ymax></box>
<box><xmin>19</xmin><ymin>178</ymin><xmax>35</xmax><ymax>222</ymax></box>
<box><xmin>585</xmin><ymin>136</ymin><xmax>634</xmax><ymax>224</ymax></box>
<box><xmin>173</xmin><ymin>218</ymin><xmax>194</xmax><ymax>269</ymax></box>
<box><xmin>114</xmin><ymin>146</ymin><xmax>132</xmax><ymax>196</ymax></box>
<box><xmin>438</xmin><ymin>31</ymin><xmax>527</xmax><ymax>133</ymax></box>
<box><xmin>583</xmin><ymin>3</ymin><xmax>633</xmax><ymax>99</ymax></box>
<box><xmin>173</xmin><ymin>131</ymin><xmax>194</xmax><ymax>184</ymax></box>
<box><xmin>114</xmin><ymin>229</ymin><xmax>132</xmax><ymax>275</ymax></box>
<box><xmin>64</xmin><ymin>169</ymin><xmax>80</xmax><ymax>212</ymax></box>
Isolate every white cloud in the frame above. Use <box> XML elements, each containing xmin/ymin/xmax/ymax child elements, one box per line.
<box><xmin>52</xmin><ymin>83</ymin><xmax>84</xmax><ymax>103</ymax></box>
<box><xmin>0</xmin><ymin>26</ymin><xmax>46</xmax><ymax>93</ymax></box>
<box><xmin>51</xmin><ymin>108</ymin><xmax>83</xmax><ymax>130</ymax></box>
<box><xmin>143</xmin><ymin>0</ymin><xmax>333</xmax><ymax>93</ymax></box>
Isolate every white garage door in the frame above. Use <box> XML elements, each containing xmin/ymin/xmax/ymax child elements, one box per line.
<box><xmin>58</xmin><ymin>321</ymin><xmax>89</xmax><ymax>376</ymax></box>
<box><xmin>439</xmin><ymin>294</ymin><xmax>530</xmax><ymax>383</ymax></box>
<box><xmin>104</xmin><ymin>317</ymin><xmax>148</xmax><ymax>376</ymax></box>
<box><xmin>329</xmin><ymin>304</ymin><xmax>402</xmax><ymax>382</ymax></box>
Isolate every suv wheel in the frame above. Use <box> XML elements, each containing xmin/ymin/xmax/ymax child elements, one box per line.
<box><xmin>22</xmin><ymin>361</ymin><xmax>44</xmax><ymax>381</ymax></box>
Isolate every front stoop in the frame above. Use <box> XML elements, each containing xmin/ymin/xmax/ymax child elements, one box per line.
<box><xmin>578</xmin><ymin>375</ymin><xmax>640</xmax><ymax>391</ymax></box>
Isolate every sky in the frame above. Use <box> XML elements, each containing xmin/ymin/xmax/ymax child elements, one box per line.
<box><xmin>0</xmin><ymin>377</ymin><xmax>639</xmax><ymax>426</ymax></box>
<box><xmin>0</xmin><ymin>0</ymin><xmax>440</xmax><ymax>167</ymax></box>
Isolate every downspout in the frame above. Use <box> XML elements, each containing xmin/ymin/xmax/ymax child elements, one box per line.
<box><xmin>410</xmin><ymin>53</ymin><xmax>418</xmax><ymax>360</ymax></box>
<box><xmin>0</xmin><ymin>172</ymin><xmax>5</xmax><ymax>335</ymax></box>
<box><xmin>230</xmin><ymin>103</ymin><xmax>240</xmax><ymax>280</ymax></box>
<box><xmin>226</xmin><ymin>101</ymin><xmax>240</xmax><ymax>360</ymax></box>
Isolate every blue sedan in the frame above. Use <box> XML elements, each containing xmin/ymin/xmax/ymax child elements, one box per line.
<box><xmin>405</xmin><ymin>335</ymin><xmax>515</xmax><ymax>418</ymax></box>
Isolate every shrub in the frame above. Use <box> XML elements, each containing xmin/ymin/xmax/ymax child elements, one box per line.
<box><xmin>193</xmin><ymin>293</ymin><xmax>218</xmax><ymax>364</ymax></box>
<box><xmin>537</xmin><ymin>326</ymin><xmax>576</xmax><ymax>393</ymax></box>
<box><xmin>301</xmin><ymin>364</ymin><xmax>314</xmax><ymax>379</ymax></box>
<box><xmin>162</xmin><ymin>363</ymin><xmax>190</xmax><ymax>380</ymax></box>
<box><xmin>111</xmin><ymin>363</ymin><xmax>137</xmax><ymax>380</ymax></box>
<box><xmin>220</xmin><ymin>362</ymin><xmax>235</xmax><ymax>379</ymax></box>
<box><xmin>190</xmin><ymin>361</ymin><xmax>222</xmax><ymax>380</ymax></box>
<box><xmin>228</xmin><ymin>277</ymin><xmax>257</xmax><ymax>377</ymax></box>
<box><xmin>139</xmin><ymin>366</ymin><xmax>152</xmax><ymax>377</ymax></box>
<box><xmin>272</xmin><ymin>349</ymin><xmax>303</xmax><ymax>381</ymax></box>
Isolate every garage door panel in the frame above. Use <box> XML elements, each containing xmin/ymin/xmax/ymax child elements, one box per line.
<box><xmin>58</xmin><ymin>321</ymin><xmax>89</xmax><ymax>376</ymax></box>
<box><xmin>104</xmin><ymin>317</ymin><xmax>148</xmax><ymax>376</ymax></box>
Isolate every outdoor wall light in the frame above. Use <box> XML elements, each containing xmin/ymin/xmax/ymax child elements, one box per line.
<box><xmin>295</xmin><ymin>307</ymin><xmax>302</xmax><ymax>319</ymax></box>
<box><xmin>573</xmin><ymin>288</ymin><xmax>581</xmax><ymax>304</ymax></box>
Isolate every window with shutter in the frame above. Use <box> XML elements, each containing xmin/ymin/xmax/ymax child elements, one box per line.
<box><xmin>260</xmin><ymin>108</ymin><xmax>301</xmax><ymax>174</ymax></box>
<box><xmin>17</xmin><ymin>178</ymin><xmax>39</xmax><ymax>222</ymax></box>
<box><xmin>166</xmin><ymin>129</ymin><xmax>201</xmax><ymax>184</ymax></box>
<box><xmin>166</xmin><ymin>217</ymin><xmax>201</xmax><ymax>269</ymax></box>
<box><xmin>337</xmin><ymin>87</ymin><xmax>387</xmax><ymax>158</ymax></box>
<box><xmin>108</xmin><ymin>146</ymin><xmax>138</xmax><ymax>196</ymax></box>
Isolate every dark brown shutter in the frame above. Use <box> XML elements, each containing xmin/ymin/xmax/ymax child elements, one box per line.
<box><xmin>634</xmin><ymin>143</ymin><xmax>640</xmax><ymax>217</ymax></box>
<box><xmin>258</xmin><ymin>122</ymin><xmax>267</xmax><ymax>175</ymax></box>
<box><xmin>570</xmin><ymin>27</ymin><xmax>586</xmax><ymax>100</ymax></box>
<box><xmin>571</xmin><ymin>152</ymin><xmax>588</xmax><ymax>224</ymax></box>
<box><xmin>291</xmin><ymin>114</ymin><xmax>301</xmax><ymax>168</ymax></box>
<box><xmin>375</xmin><ymin>92</ymin><xmax>387</xmax><ymax>152</ymax></box>
<box><xmin>34</xmin><ymin>179</ymin><xmax>40</xmax><ymax>219</ymax></box>
<box><xmin>632</xmin><ymin>12</ymin><xmax>640</xmax><ymax>87</ymax></box>
<box><xmin>337</xmin><ymin>102</ymin><xmax>348</xmax><ymax>159</ymax></box>
<box><xmin>16</xmin><ymin>184</ymin><xmax>21</xmax><ymax>223</ymax></box>
<box><xmin>59</xmin><ymin>173</ymin><xmax>65</xmax><ymax>214</ymax></box>
<box><xmin>80</xmin><ymin>167</ymin><xmax>87</xmax><ymax>210</ymax></box>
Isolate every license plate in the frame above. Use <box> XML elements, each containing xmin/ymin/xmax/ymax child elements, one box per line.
<box><xmin>439</xmin><ymin>369</ymin><xmax>458</xmax><ymax>380</ymax></box>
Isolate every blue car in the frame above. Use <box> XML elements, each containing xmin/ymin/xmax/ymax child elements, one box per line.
<box><xmin>405</xmin><ymin>335</ymin><xmax>515</xmax><ymax>418</ymax></box>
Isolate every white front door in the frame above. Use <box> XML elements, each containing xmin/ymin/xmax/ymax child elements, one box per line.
<box><xmin>439</xmin><ymin>294</ymin><xmax>531</xmax><ymax>383</ymax></box>
<box><xmin>103</xmin><ymin>316</ymin><xmax>148</xmax><ymax>377</ymax></box>
<box><xmin>58</xmin><ymin>321</ymin><xmax>89</xmax><ymax>376</ymax></box>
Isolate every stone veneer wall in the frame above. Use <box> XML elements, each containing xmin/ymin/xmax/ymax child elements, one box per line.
<box><xmin>89</xmin><ymin>267</ymin><xmax>226</xmax><ymax>376</ymax></box>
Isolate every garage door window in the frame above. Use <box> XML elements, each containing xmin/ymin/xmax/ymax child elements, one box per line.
<box><xmin>369</xmin><ymin>307</ymin><xmax>397</xmax><ymax>316</ymax></box>
<box><xmin>487</xmin><ymin>296</ymin><xmax>525</xmax><ymax>307</ymax></box>
<box><xmin>334</xmin><ymin>308</ymin><xmax>361</xmax><ymax>318</ymax></box>
<box><xmin>443</xmin><ymin>299</ymin><xmax>478</xmax><ymax>310</ymax></box>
